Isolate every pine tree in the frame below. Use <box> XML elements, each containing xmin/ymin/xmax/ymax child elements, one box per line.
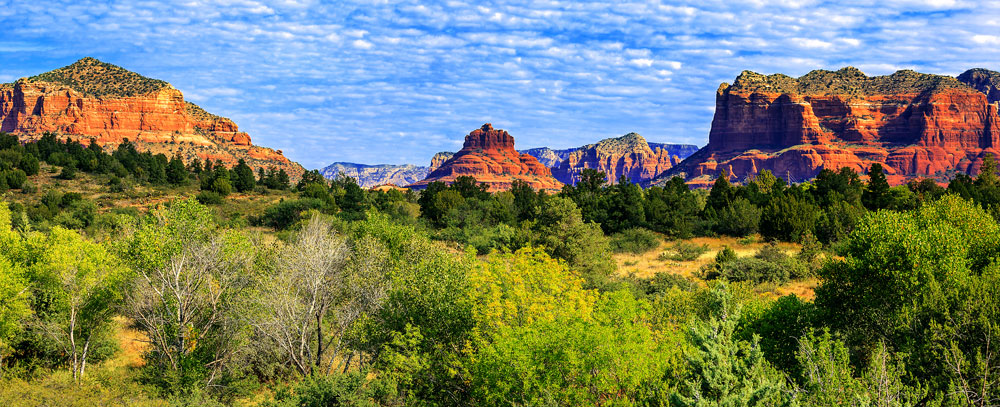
<box><xmin>166</xmin><ymin>154</ymin><xmax>188</xmax><ymax>185</ymax></box>
<box><xmin>862</xmin><ymin>163</ymin><xmax>891</xmax><ymax>211</ymax></box>
<box><xmin>275</xmin><ymin>169</ymin><xmax>290</xmax><ymax>190</ymax></box>
<box><xmin>671</xmin><ymin>283</ymin><xmax>791</xmax><ymax>406</ymax></box>
<box><xmin>706</xmin><ymin>169</ymin><xmax>736</xmax><ymax>211</ymax></box>
<box><xmin>232</xmin><ymin>159</ymin><xmax>256</xmax><ymax>192</ymax></box>
<box><xmin>188</xmin><ymin>158</ymin><xmax>202</xmax><ymax>174</ymax></box>
<box><xmin>976</xmin><ymin>153</ymin><xmax>998</xmax><ymax>187</ymax></box>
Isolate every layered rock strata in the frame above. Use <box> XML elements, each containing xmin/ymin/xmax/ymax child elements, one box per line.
<box><xmin>655</xmin><ymin>67</ymin><xmax>1000</xmax><ymax>187</ymax></box>
<box><xmin>552</xmin><ymin>132</ymin><xmax>685</xmax><ymax>185</ymax></box>
<box><xmin>0</xmin><ymin>57</ymin><xmax>303</xmax><ymax>178</ymax></box>
<box><xmin>409</xmin><ymin>123</ymin><xmax>562</xmax><ymax>191</ymax></box>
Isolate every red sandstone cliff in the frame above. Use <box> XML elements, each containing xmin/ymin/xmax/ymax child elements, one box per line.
<box><xmin>409</xmin><ymin>123</ymin><xmax>562</xmax><ymax>191</ymax></box>
<box><xmin>654</xmin><ymin>67</ymin><xmax>1000</xmax><ymax>187</ymax></box>
<box><xmin>0</xmin><ymin>57</ymin><xmax>304</xmax><ymax>178</ymax></box>
<box><xmin>552</xmin><ymin>132</ymin><xmax>681</xmax><ymax>185</ymax></box>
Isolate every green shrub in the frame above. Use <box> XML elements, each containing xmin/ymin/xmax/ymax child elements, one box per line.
<box><xmin>629</xmin><ymin>272</ymin><xmax>699</xmax><ymax>298</ymax></box>
<box><xmin>2</xmin><ymin>169</ymin><xmax>27</xmax><ymax>189</ymax></box>
<box><xmin>714</xmin><ymin>197</ymin><xmax>761</xmax><ymax>237</ymax></box>
<box><xmin>702</xmin><ymin>244</ymin><xmax>808</xmax><ymax>283</ymax></box>
<box><xmin>609</xmin><ymin>228</ymin><xmax>661</xmax><ymax>254</ymax></box>
<box><xmin>256</xmin><ymin>198</ymin><xmax>326</xmax><ymax>230</ymax></box>
<box><xmin>754</xmin><ymin>243</ymin><xmax>811</xmax><ymax>280</ymax></box>
<box><xmin>659</xmin><ymin>241</ymin><xmax>709</xmax><ymax>261</ymax></box>
<box><xmin>211</xmin><ymin>177</ymin><xmax>232</xmax><ymax>196</ymax></box>
<box><xmin>195</xmin><ymin>190</ymin><xmax>224</xmax><ymax>205</ymax></box>
<box><xmin>737</xmin><ymin>295</ymin><xmax>817</xmax><ymax>374</ymax></box>
<box><xmin>719</xmin><ymin>257</ymin><xmax>789</xmax><ymax>284</ymax></box>
<box><xmin>20</xmin><ymin>181</ymin><xmax>36</xmax><ymax>194</ymax></box>
<box><xmin>264</xmin><ymin>372</ymin><xmax>377</xmax><ymax>407</ymax></box>
<box><xmin>57</xmin><ymin>164</ymin><xmax>77</xmax><ymax>180</ymax></box>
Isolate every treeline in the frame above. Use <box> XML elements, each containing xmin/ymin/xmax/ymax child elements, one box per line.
<box><xmin>3</xmin><ymin>193</ymin><xmax>1000</xmax><ymax>405</ymax></box>
<box><xmin>0</xmin><ymin>132</ymin><xmax>292</xmax><ymax>229</ymax></box>
<box><xmin>412</xmin><ymin>161</ymin><xmax>997</xmax><ymax>250</ymax></box>
<box><xmin>6</xmin><ymin>144</ymin><xmax>1000</xmax><ymax>405</ymax></box>
<box><xmin>0</xmin><ymin>131</ymin><xmax>292</xmax><ymax>195</ymax></box>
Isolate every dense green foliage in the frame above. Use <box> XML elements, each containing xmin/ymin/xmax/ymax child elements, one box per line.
<box><xmin>6</xmin><ymin>138</ymin><xmax>1000</xmax><ymax>406</ymax></box>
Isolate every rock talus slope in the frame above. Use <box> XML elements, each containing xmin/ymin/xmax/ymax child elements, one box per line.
<box><xmin>409</xmin><ymin>123</ymin><xmax>562</xmax><ymax>191</ymax></box>
<box><xmin>0</xmin><ymin>57</ymin><xmax>303</xmax><ymax>178</ymax></box>
<box><xmin>656</xmin><ymin>67</ymin><xmax>1000</xmax><ymax>187</ymax></box>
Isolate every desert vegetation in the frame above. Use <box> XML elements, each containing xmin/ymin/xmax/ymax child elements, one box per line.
<box><xmin>3</xmin><ymin>133</ymin><xmax>1000</xmax><ymax>406</ymax></box>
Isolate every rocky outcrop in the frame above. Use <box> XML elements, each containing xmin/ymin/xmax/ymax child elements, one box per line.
<box><xmin>409</xmin><ymin>123</ymin><xmax>562</xmax><ymax>191</ymax></box>
<box><xmin>551</xmin><ymin>133</ymin><xmax>693</xmax><ymax>185</ymax></box>
<box><xmin>320</xmin><ymin>162</ymin><xmax>429</xmax><ymax>188</ymax></box>
<box><xmin>648</xmin><ymin>142</ymin><xmax>700</xmax><ymax>161</ymax></box>
<box><xmin>428</xmin><ymin>151</ymin><xmax>454</xmax><ymax>172</ymax></box>
<box><xmin>0</xmin><ymin>57</ymin><xmax>304</xmax><ymax>178</ymax></box>
<box><xmin>520</xmin><ymin>147</ymin><xmax>575</xmax><ymax>168</ymax></box>
<box><xmin>654</xmin><ymin>67</ymin><xmax>1000</xmax><ymax>187</ymax></box>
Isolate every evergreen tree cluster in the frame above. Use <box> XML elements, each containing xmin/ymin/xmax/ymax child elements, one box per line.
<box><xmin>0</xmin><ymin>131</ymin><xmax>291</xmax><ymax>199</ymax></box>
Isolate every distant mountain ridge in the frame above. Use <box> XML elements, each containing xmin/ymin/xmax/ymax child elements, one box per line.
<box><xmin>320</xmin><ymin>162</ymin><xmax>429</xmax><ymax>188</ymax></box>
<box><xmin>550</xmin><ymin>133</ymin><xmax>696</xmax><ymax>185</ymax></box>
<box><xmin>323</xmin><ymin>135</ymin><xmax>698</xmax><ymax>188</ymax></box>
<box><xmin>0</xmin><ymin>57</ymin><xmax>304</xmax><ymax>178</ymax></box>
<box><xmin>519</xmin><ymin>147</ymin><xmax>576</xmax><ymax>168</ymax></box>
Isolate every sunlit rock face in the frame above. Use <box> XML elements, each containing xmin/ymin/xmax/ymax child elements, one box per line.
<box><xmin>654</xmin><ymin>67</ymin><xmax>1000</xmax><ymax>187</ymax></box>
<box><xmin>410</xmin><ymin>123</ymin><xmax>562</xmax><ymax>191</ymax></box>
<box><xmin>0</xmin><ymin>57</ymin><xmax>303</xmax><ymax>178</ymax></box>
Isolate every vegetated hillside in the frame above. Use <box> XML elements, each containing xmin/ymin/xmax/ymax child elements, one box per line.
<box><xmin>0</xmin><ymin>57</ymin><xmax>304</xmax><ymax>180</ymax></box>
<box><xmin>656</xmin><ymin>66</ymin><xmax>1000</xmax><ymax>187</ymax></box>
<box><xmin>5</xmin><ymin>132</ymin><xmax>1000</xmax><ymax>405</ymax></box>
<box><xmin>24</xmin><ymin>56</ymin><xmax>171</xmax><ymax>98</ymax></box>
<box><xmin>320</xmin><ymin>162</ymin><xmax>430</xmax><ymax>188</ymax></box>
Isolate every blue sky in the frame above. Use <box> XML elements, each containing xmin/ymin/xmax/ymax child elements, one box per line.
<box><xmin>2</xmin><ymin>0</ymin><xmax>999</xmax><ymax>169</ymax></box>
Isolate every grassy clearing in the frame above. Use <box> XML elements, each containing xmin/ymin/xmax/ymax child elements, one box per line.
<box><xmin>614</xmin><ymin>234</ymin><xmax>816</xmax><ymax>299</ymax></box>
<box><xmin>0</xmin><ymin>317</ymin><xmax>163</xmax><ymax>407</ymax></box>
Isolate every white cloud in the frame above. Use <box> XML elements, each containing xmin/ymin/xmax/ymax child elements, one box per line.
<box><xmin>972</xmin><ymin>34</ymin><xmax>1000</xmax><ymax>45</ymax></box>
<box><xmin>629</xmin><ymin>58</ymin><xmax>654</xmax><ymax>68</ymax></box>
<box><xmin>2</xmin><ymin>0</ymin><xmax>997</xmax><ymax>166</ymax></box>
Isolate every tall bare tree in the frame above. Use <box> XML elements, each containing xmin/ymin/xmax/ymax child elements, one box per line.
<box><xmin>252</xmin><ymin>215</ymin><xmax>389</xmax><ymax>376</ymax></box>
<box><xmin>124</xmin><ymin>234</ymin><xmax>257</xmax><ymax>388</ymax></box>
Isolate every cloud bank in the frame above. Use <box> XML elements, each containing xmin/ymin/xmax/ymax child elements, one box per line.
<box><xmin>1</xmin><ymin>0</ymin><xmax>998</xmax><ymax>169</ymax></box>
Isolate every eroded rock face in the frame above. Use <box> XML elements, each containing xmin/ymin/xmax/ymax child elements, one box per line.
<box><xmin>552</xmin><ymin>132</ymin><xmax>688</xmax><ymax>185</ymax></box>
<box><xmin>409</xmin><ymin>123</ymin><xmax>562</xmax><ymax>191</ymax></box>
<box><xmin>428</xmin><ymin>151</ymin><xmax>454</xmax><ymax>172</ymax></box>
<box><xmin>0</xmin><ymin>58</ymin><xmax>304</xmax><ymax>179</ymax></box>
<box><xmin>655</xmin><ymin>67</ymin><xmax>1000</xmax><ymax>187</ymax></box>
<box><xmin>425</xmin><ymin>140</ymin><xmax>697</xmax><ymax>186</ymax></box>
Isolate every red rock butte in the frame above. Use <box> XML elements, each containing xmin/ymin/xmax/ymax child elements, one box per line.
<box><xmin>653</xmin><ymin>67</ymin><xmax>1000</xmax><ymax>187</ymax></box>
<box><xmin>409</xmin><ymin>123</ymin><xmax>562</xmax><ymax>191</ymax></box>
<box><xmin>0</xmin><ymin>57</ymin><xmax>304</xmax><ymax>178</ymax></box>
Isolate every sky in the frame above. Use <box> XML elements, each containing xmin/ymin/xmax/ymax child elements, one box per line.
<box><xmin>3</xmin><ymin>0</ymin><xmax>1000</xmax><ymax>170</ymax></box>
